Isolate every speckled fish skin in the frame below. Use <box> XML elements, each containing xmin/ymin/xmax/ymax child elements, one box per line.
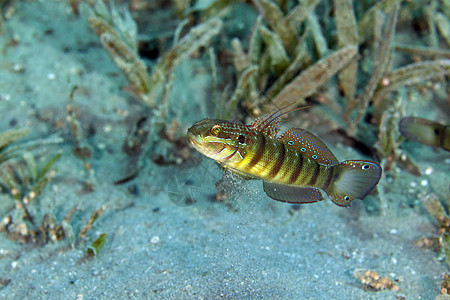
<box><xmin>187</xmin><ymin>107</ymin><xmax>382</xmax><ymax>207</ymax></box>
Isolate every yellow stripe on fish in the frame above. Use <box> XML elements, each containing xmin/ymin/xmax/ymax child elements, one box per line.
<box><xmin>187</xmin><ymin>105</ymin><xmax>382</xmax><ymax>207</ymax></box>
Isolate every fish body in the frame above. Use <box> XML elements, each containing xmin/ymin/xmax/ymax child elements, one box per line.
<box><xmin>399</xmin><ymin>116</ymin><xmax>450</xmax><ymax>151</ymax></box>
<box><xmin>187</xmin><ymin>107</ymin><xmax>382</xmax><ymax>207</ymax></box>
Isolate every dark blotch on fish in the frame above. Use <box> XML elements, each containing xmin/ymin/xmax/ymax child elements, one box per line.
<box><xmin>399</xmin><ymin>116</ymin><xmax>449</xmax><ymax>151</ymax></box>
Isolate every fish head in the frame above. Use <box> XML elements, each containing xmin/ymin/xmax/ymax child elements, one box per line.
<box><xmin>187</xmin><ymin>118</ymin><xmax>249</xmax><ymax>163</ymax></box>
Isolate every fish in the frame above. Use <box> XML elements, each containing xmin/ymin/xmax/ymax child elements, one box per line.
<box><xmin>399</xmin><ymin>116</ymin><xmax>449</xmax><ymax>151</ymax></box>
<box><xmin>187</xmin><ymin>106</ymin><xmax>382</xmax><ymax>207</ymax></box>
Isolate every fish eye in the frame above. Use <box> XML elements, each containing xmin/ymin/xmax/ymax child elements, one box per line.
<box><xmin>238</xmin><ymin>135</ymin><xmax>245</xmax><ymax>143</ymax></box>
<box><xmin>211</xmin><ymin>125</ymin><xmax>221</xmax><ymax>136</ymax></box>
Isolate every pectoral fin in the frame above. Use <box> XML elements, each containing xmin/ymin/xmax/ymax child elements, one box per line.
<box><xmin>221</xmin><ymin>165</ymin><xmax>258</xmax><ymax>180</ymax></box>
<box><xmin>263</xmin><ymin>181</ymin><xmax>324</xmax><ymax>204</ymax></box>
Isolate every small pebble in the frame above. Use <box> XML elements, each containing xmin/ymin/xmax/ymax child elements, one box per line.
<box><xmin>150</xmin><ymin>236</ymin><xmax>160</xmax><ymax>244</ymax></box>
<box><xmin>1</xmin><ymin>94</ymin><xmax>11</xmax><ymax>101</ymax></box>
<box><xmin>420</xmin><ymin>180</ymin><xmax>428</xmax><ymax>187</ymax></box>
<box><xmin>12</xmin><ymin>64</ymin><xmax>25</xmax><ymax>73</ymax></box>
<box><xmin>103</xmin><ymin>124</ymin><xmax>112</xmax><ymax>133</ymax></box>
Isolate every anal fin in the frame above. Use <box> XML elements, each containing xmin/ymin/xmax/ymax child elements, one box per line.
<box><xmin>263</xmin><ymin>181</ymin><xmax>324</xmax><ymax>204</ymax></box>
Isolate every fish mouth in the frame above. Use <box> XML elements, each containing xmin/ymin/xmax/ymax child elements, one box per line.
<box><xmin>187</xmin><ymin>129</ymin><xmax>203</xmax><ymax>148</ymax></box>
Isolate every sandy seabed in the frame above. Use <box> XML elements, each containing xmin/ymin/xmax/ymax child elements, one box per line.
<box><xmin>0</xmin><ymin>1</ymin><xmax>448</xmax><ymax>299</ymax></box>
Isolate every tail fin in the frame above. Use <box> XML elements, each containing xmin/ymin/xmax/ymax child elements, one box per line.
<box><xmin>325</xmin><ymin>160</ymin><xmax>382</xmax><ymax>207</ymax></box>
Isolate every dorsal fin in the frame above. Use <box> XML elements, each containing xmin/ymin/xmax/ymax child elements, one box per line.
<box><xmin>249</xmin><ymin>104</ymin><xmax>299</xmax><ymax>138</ymax></box>
<box><xmin>279</xmin><ymin>128</ymin><xmax>339</xmax><ymax>165</ymax></box>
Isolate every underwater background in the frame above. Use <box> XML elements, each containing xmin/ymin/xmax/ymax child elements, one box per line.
<box><xmin>0</xmin><ymin>0</ymin><xmax>449</xmax><ymax>299</ymax></box>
